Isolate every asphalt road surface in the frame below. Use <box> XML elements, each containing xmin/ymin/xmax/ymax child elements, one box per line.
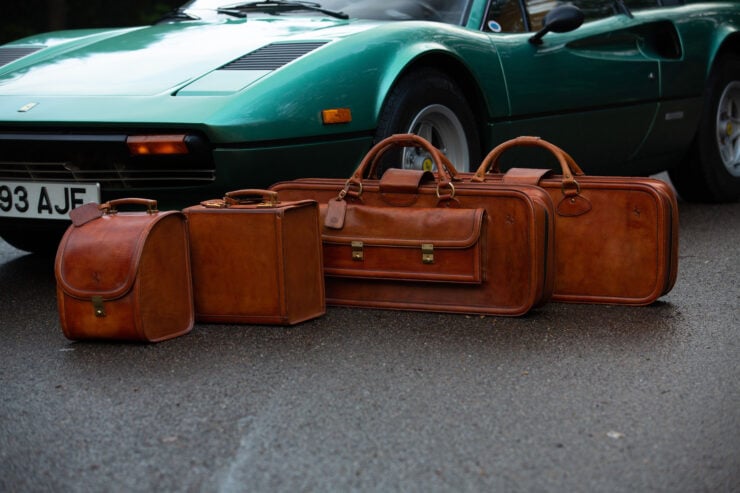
<box><xmin>1</xmin><ymin>200</ymin><xmax>738</xmax><ymax>492</ymax></box>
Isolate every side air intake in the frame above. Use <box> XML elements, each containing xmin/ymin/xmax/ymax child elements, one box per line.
<box><xmin>219</xmin><ymin>42</ymin><xmax>327</xmax><ymax>71</ymax></box>
<box><xmin>0</xmin><ymin>46</ymin><xmax>44</xmax><ymax>67</ymax></box>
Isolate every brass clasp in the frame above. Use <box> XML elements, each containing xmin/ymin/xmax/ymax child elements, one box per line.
<box><xmin>422</xmin><ymin>243</ymin><xmax>434</xmax><ymax>264</ymax></box>
<box><xmin>351</xmin><ymin>241</ymin><xmax>364</xmax><ymax>261</ymax></box>
<box><xmin>92</xmin><ymin>296</ymin><xmax>106</xmax><ymax>317</ymax></box>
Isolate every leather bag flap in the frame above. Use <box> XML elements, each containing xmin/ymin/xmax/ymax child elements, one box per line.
<box><xmin>55</xmin><ymin>213</ymin><xmax>166</xmax><ymax>300</ymax></box>
<box><xmin>322</xmin><ymin>205</ymin><xmax>484</xmax><ymax>248</ymax></box>
<box><xmin>319</xmin><ymin>205</ymin><xmax>486</xmax><ymax>283</ymax></box>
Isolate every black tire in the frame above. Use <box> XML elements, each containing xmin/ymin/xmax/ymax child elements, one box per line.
<box><xmin>669</xmin><ymin>55</ymin><xmax>740</xmax><ymax>202</ymax></box>
<box><xmin>374</xmin><ymin>67</ymin><xmax>481</xmax><ymax>174</ymax></box>
<box><xmin>0</xmin><ymin>228</ymin><xmax>64</xmax><ymax>255</ymax></box>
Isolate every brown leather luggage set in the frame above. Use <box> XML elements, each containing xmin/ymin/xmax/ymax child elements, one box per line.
<box><xmin>272</xmin><ymin>134</ymin><xmax>677</xmax><ymax>311</ymax></box>
<box><xmin>272</xmin><ymin>134</ymin><xmax>554</xmax><ymax>316</ymax></box>
<box><xmin>54</xmin><ymin>134</ymin><xmax>678</xmax><ymax>342</ymax></box>
<box><xmin>55</xmin><ymin>193</ymin><xmax>325</xmax><ymax>342</ymax></box>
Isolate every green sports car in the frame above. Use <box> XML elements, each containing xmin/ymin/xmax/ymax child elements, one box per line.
<box><xmin>0</xmin><ymin>0</ymin><xmax>738</xmax><ymax>252</ymax></box>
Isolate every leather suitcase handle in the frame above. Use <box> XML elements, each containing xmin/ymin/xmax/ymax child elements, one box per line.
<box><xmin>366</xmin><ymin>137</ymin><xmax>461</xmax><ymax>180</ymax></box>
<box><xmin>344</xmin><ymin>134</ymin><xmax>457</xmax><ymax>200</ymax></box>
<box><xmin>224</xmin><ymin>189</ymin><xmax>279</xmax><ymax>206</ymax></box>
<box><xmin>100</xmin><ymin>198</ymin><xmax>158</xmax><ymax>214</ymax></box>
<box><xmin>473</xmin><ymin>136</ymin><xmax>584</xmax><ymax>194</ymax></box>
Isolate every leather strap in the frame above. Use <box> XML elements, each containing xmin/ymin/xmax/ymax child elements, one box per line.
<box><xmin>501</xmin><ymin>168</ymin><xmax>552</xmax><ymax>185</ymax></box>
<box><xmin>379</xmin><ymin>168</ymin><xmax>435</xmax><ymax>194</ymax></box>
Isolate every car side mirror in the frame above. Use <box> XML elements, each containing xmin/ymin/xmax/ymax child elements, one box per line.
<box><xmin>529</xmin><ymin>5</ymin><xmax>585</xmax><ymax>45</ymax></box>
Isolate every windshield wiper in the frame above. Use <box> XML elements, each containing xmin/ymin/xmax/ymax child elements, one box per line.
<box><xmin>157</xmin><ymin>8</ymin><xmax>201</xmax><ymax>22</ymax></box>
<box><xmin>218</xmin><ymin>1</ymin><xmax>348</xmax><ymax>20</ymax></box>
<box><xmin>614</xmin><ymin>0</ymin><xmax>634</xmax><ymax>18</ymax></box>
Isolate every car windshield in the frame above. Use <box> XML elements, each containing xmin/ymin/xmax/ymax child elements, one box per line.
<box><xmin>182</xmin><ymin>0</ymin><xmax>473</xmax><ymax>25</ymax></box>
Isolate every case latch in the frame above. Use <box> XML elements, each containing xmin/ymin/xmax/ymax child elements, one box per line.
<box><xmin>351</xmin><ymin>241</ymin><xmax>364</xmax><ymax>261</ymax></box>
<box><xmin>92</xmin><ymin>296</ymin><xmax>106</xmax><ymax>317</ymax></box>
<box><xmin>421</xmin><ymin>243</ymin><xmax>434</xmax><ymax>264</ymax></box>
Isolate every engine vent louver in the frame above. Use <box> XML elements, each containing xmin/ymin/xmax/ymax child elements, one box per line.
<box><xmin>0</xmin><ymin>46</ymin><xmax>44</xmax><ymax>67</ymax></box>
<box><xmin>219</xmin><ymin>42</ymin><xmax>327</xmax><ymax>71</ymax></box>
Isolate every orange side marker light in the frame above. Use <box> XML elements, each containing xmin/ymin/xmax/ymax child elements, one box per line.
<box><xmin>322</xmin><ymin>108</ymin><xmax>352</xmax><ymax>125</ymax></box>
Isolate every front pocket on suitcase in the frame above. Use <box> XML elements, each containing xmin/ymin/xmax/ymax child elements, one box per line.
<box><xmin>320</xmin><ymin>205</ymin><xmax>486</xmax><ymax>284</ymax></box>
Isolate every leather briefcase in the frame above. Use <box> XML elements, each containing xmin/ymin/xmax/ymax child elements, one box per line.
<box><xmin>183</xmin><ymin>189</ymin><xmax>325</xmax><ymax>325</ymax></box>
<box><xmin>271</xmin><ymin>134</ymin><xmax>554</xmax><ymax>316</ymax></box>
<box><xmin>55</xmin><ymin>199</ymin><xmax>194</xmax><ymax>342</ymax></box>
<box><xmin>469</xmin><ymin>136</ymin><xmax>678</xmax><ymax>305</ymax></box>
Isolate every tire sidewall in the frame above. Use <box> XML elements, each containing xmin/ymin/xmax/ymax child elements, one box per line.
<box><xmin>375</xmin><ymin>67</ymin><xmax>481</xmax><ymax>171</ymax></box>
<box><xmin>697</xmin><ymin>56</ymin><xmax>740</xmax><ymax>201</ymax></box>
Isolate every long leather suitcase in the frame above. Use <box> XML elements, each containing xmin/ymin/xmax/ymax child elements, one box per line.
<box><xmin>183</xmin><ymin>189</ymin><xmax>325</xmax><ymax>325</ymax></box>
<box><xmin>271</xmin><ymin>134</ymin><xmax>554</xmax><ymax>316</ymax></box>
<box><xmin>55</xmin><ymin>199</ymin><xmax>194</xmax><ymax>342</ymax></box>
<box><xmin>468</xmin><ymin>136</ymin><xmax>678</xmax><ymax>305</ymax></box>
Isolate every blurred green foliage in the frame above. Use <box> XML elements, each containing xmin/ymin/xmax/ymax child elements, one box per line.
<box><xmin>1</xmin><ymin>0</ymin><xmax>185</xmax><ymax>45</ymax></box>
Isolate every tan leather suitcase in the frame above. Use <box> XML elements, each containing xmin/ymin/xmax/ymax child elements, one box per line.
<box><xmin>55</xmin><ymin>199</ymin><xmax>194</xmax><ymax>342</ymax></box>
<box><xmin>271</xmin><ymin>134</ymin><xmax>554</xmax><ymax>316</ymax></box>
<box><xmin>183</xmin><ymin>189</ymin><xmax>325</xmax><ymax>325</ymax></box>
<box><xmin>468</xmin><ymin>136</ymin><xmax>678</xmax><ymax>305</ymax></box>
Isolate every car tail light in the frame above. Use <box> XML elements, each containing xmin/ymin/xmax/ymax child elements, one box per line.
<box><xmin>127</xmin><ymin>135</ymin><xmax>189</xmax><ymax>155</ymax></box>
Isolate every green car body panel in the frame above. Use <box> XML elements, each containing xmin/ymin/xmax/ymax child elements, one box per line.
<box><xmin>0</xmin><ymin>0</ymin><xmax>739</xmax><ymax>251</ymax></box>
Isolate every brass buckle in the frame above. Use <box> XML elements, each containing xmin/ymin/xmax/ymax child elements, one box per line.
<box><xmin>561</xmin><ymin>179</ymin><xmax>581</xmax><ymax>196</ymax></box>
<box><xmin>339</xmin><ymin>179</ymin><xmax>363</xmax><ymax>200</ymax></box>
<box><xmin>435</xmin><ymin>181</ymin><xmax>455</xmax><ymax>199</ymax></box>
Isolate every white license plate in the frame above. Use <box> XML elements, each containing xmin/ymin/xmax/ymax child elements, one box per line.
<box><xmin>0</xmin><ymin>181</ymin><xmax>101</xmax><ymax>220</ymax></box>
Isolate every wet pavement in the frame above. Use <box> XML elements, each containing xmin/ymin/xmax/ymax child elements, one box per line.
<box><xmin>1</xmin><ymin>200</ymin><xmax>738</xmax><ymax>492</ymax></box>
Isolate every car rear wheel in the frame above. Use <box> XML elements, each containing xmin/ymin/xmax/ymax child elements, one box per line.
<box><xmin>669</xmin><ymin>55</ymin><xmax>740</xmax><ymax>202</ymax></box>
<box><xmin>374</xmin><ymin>67</ymin><xmax>480</xmax><ymax>174</ymax></box>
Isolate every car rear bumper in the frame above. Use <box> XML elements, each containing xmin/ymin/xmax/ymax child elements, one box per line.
<box><xmin>0</xmin><ymin>132</ymin><xmax>372</xmax><ymax>239</ymax></box>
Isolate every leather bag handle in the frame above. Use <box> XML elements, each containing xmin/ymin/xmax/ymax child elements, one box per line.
<box><xmin>341</xmin><ymin>134</ymin><xmax>457</xmax><ymax>200</ymax></box>
<box><xmin>224</xmin><ymin>189</ymin><xmax>279</xmax><ymax>206</ymax></box>
<box><xmin>472</xmin><ymin>136</ymin><xmax>584</xmax><ymax>194</ymax></box>
<box><xmin>100</xmin><ymin>198</ymin><xmax>158</xmax><ymax>214</ymax></box>
<box><xmin>366</xmin><ymin>137</ymin><xmax>461</xmax><ymax>181</ymax></box>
